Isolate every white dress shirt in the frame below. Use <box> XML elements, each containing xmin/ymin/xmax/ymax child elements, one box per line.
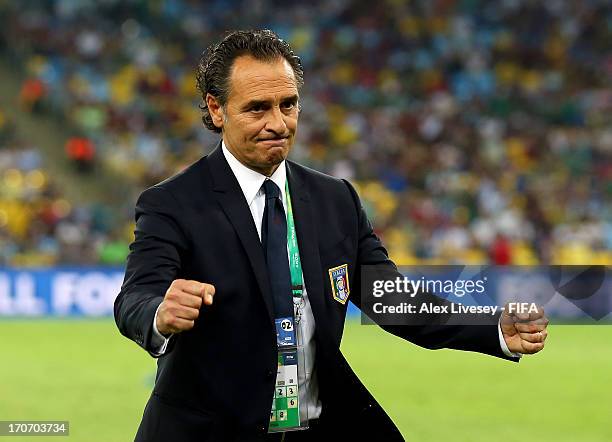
<box><xmin>150</xmin><ymin>142</ymin><xmax>519</xmax><ymax>419</ymax></box>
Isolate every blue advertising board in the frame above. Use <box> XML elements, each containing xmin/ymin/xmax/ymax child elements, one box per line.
<box><xmin>0</xmin><ymin>268</ymin><xmax>124</xmax><ymax>317</ymax></box>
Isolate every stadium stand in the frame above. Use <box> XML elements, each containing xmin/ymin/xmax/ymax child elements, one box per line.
<box><xmin>0</xmin><ymin>0</ymin><xmax>610</xmax><ymax>266</ymax></box>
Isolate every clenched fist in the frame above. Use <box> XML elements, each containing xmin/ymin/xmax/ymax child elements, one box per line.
<box><xmin>501</xmin><ymin>303</ymin><xmax>549</xmax><ymax>355</ymax></box>
<box><xmin>156</xmin><ymin>279</ymin><xmax>215</xmax><ymax>336</ymax></box>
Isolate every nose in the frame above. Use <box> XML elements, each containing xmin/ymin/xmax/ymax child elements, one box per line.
<box><xmin>264</xmin><ymin>106</ymin><xmax>288</xmax><ymax>135</ymax></box>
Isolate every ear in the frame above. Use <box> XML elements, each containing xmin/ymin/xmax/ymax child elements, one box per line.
<box><xmin>206</xmin><ymin>93</ymin><xmax>224</xmax><ymax>129</ymax></box>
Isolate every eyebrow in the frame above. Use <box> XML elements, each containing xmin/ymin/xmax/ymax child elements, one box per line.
<box><xmin>241</xmin><ymin>95</ymin><xmax>299</xmax><ymax>111</ymax></box>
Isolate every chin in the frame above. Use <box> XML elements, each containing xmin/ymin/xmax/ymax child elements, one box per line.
<box><xmin>264</xmin><ymin>146</ymin><xmax>289</xmax><ymax>164</ymax></box>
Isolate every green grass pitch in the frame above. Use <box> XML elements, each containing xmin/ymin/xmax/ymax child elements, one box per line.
<box><xmin>0</xmin><ymin>320</ymin><xmax>610</xmax><ymax>441</ymax></box>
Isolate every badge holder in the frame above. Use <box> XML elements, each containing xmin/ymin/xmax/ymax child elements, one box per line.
<box><xmin>268</xmin><ymin>316</ymin><xmax>309</xmax><ymax>433</ymax></box>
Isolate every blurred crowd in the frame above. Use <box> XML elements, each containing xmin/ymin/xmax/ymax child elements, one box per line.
<box><xmin>0</xmin><ymin>110</ymin><xmax>130</xmax><ymax>265</ymax></box>
<box><xmin>0</xmin><ymin>0</ymin><xmax>610</xmax><ymax>266</ymax></box>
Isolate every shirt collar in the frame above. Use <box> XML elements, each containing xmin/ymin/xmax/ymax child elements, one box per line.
<box><xmin>221</xmin><ymin>140</ymin><xmax>287</xmax><ymax>207</ymax></box>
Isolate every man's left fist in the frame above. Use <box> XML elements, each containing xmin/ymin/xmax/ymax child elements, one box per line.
<box><xmin>501</xmin><ymin>303</ymin><xmax>549</xmax><ymax>354</ymax></box>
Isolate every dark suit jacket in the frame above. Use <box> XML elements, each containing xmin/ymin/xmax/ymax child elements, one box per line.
<box><xmin>114</xmin><ymin>145</ymin><xmax>512</xmax><ymax>441</ymax></box>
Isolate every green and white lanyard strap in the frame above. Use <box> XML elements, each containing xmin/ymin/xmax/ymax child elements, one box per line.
<box><xmin>284</xmin><ymin>181</ymin><xmax>304</xmax><ymax>321</ymax></box>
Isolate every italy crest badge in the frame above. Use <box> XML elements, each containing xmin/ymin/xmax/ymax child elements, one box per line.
<box><xmin>328</xmin><ymin>264</ymin><xmax>350</xmax><ymax>304</ymax></box>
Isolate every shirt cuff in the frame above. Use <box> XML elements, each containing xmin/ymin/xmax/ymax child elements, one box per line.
<box><xmin>151</xmin><ymin>303</ymin><xmax>172</xmax><ymax>356</ymax></box>
<box><xmin>498</xmin><ymin>320</ymin><xmax>522</xmax><ymax>359</ymax></box>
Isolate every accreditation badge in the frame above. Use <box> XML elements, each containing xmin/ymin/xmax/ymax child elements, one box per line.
<box><xmin>269</xmin><ymin>316</ymin><xmax>309</xmax><ymax>433</ymax></box>
<box><xmin>269</xmin><ymin>351</ymin><xmax>300</xmax><ymax>431</ymax></box>
<box><xmin>275</xmin><ymin>317</ymin><xmax>296</xmax><ymax>347</ymax></box>
<box><xmin>328</xmin><ymin>264</ymin><xmax>350</xmax><ymax>304</ymax></box>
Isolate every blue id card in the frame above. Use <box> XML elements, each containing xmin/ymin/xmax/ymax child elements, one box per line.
<box><xmin>275</xmin><ymin>317</ymin><xmax>296</xmax><ymax>347</ymax></box>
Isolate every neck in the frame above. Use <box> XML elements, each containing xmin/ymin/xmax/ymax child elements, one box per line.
<box><xmin>252</xmin><ymin>163</ymin><xmax>280</xmax><ymax>177</ymax></box>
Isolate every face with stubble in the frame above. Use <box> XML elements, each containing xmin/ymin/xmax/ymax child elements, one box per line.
<box><xmin>206</xmin><ymin>55</ymin><xmax>300</xmax><ymax>176</ymax></box>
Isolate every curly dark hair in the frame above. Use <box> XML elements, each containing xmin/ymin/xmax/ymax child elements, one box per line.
<box><xmin>196</xmin><ymin>29</ymin><xmax>304</xmax><ymax>133</ymax></box>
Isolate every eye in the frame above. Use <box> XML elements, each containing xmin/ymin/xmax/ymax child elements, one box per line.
<box><xmin>281</xmin><ymin>101</ymin><xmax>297</xmax><ymax>111</ymax></box>
<box><xmin>250</xmin><ymin>104</ymin><xmax>265</xmax><ymax>113</ymax></box>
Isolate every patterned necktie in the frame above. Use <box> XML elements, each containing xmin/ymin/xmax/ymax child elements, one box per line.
<box><xmin>261</xmin><ymin>179</ymin><xmax>293</xmax><ymax>318</ymax></box>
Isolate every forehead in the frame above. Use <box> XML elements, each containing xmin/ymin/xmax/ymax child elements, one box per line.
<box><xmin>227</xmin><ymin>55</ymin><xmax>298</xmax><ymax>104</ymax></box>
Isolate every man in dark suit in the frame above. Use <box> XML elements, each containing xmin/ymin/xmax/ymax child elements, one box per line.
<box><xmin>114</xmin><ymin>30</ymin><xmax>548</xmax><ymax>441</ymax></box>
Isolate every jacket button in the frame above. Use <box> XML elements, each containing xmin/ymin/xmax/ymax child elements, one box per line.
<box><xmin>257</xmin><ymin>424</ymin><xmax>267</xmax><ymax>434</ymax></box>
<box><xmin>362</xmin><ymin>403</ymin><xmax>374</xmax><ymax>412</ymax></box>
<box><xmin>266</xmin><ymin>369</ymin><xmax>275</xmax><ymax>379</ymax></box>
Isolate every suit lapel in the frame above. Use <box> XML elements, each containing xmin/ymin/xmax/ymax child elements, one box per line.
<box><xmin>206</xmin><ymin>145</ymin><xmax>275</xmax><ymax>324</ymax></box>
<box><xmin>286</xmin><ymin>162</ymin><xmax>326</xmax><ymax>329</ymax></box>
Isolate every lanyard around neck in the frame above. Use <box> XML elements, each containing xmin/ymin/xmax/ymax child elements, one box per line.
<box><xmin>284</xmin><ymin>180</ymin><xmax>303</xmax><ymax>298</ymax></box>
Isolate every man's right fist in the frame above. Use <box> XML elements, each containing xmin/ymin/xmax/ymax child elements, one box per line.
<box><xmin>156</xmin><ymin>279</ymin><xmax>215</xmax><ymax>336</ymax></box>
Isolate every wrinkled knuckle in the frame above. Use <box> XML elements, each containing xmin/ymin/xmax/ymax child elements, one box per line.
<box><xmin>166</xmin><ymin>288</ymin><xmax>180</xmax><ymax>299</ymax></box>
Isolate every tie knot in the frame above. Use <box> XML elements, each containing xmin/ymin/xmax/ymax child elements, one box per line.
<box><xmin>263</xmin><ymin>179</ymin><xmax>281</xmax><ymax>200</ymax></box>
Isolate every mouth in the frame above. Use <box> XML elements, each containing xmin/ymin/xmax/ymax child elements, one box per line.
<box><xmin>257</xmin><ymin>137</ymin><xmax>289</xmax><ymax>148</ymax></box>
